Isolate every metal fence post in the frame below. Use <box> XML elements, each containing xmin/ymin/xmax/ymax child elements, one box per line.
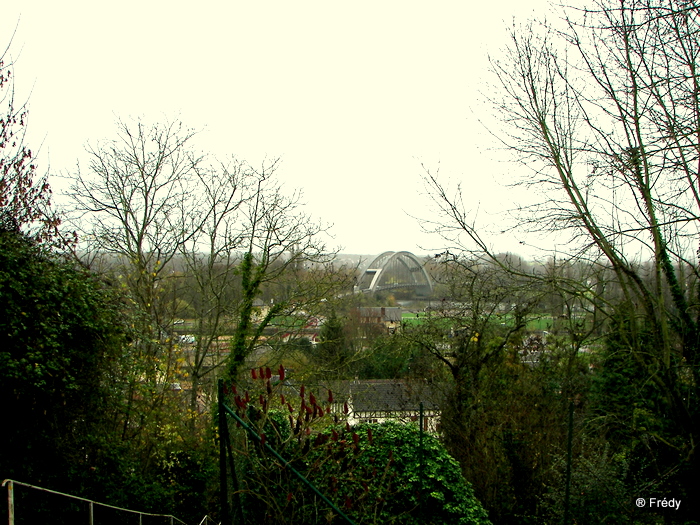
<box><xmin>5</xmin><ymin>480</ymin><xmax>14</xmax><ymax>525</ymax></box>
<box><xmin>563</xmin><ymin>399</ymin><xmax>574</xmax><ymax>525</ymax></box>
<box><xmin>89</xmin><ymin>501</ymin><xmax>94</xmax><ymax>525</ymax></box>
<box><xmin>218</xmin><ymin>379</ymin><xmax>231</xmax><ymax>525</ymax></box>
<box><xmin>419</xmin><ymin>402</ymin><xmax>425</xmax><ymax>477</ymax></box>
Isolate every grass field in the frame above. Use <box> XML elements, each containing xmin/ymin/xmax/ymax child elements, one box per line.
<box><xmin>401</xmin><ymin>311</ymin><xmax>584</xmax><ymax>333</ymax></box>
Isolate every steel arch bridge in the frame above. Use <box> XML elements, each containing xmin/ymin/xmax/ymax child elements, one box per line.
<box><xmin>355</xmin><ymin>251</ymin><xmax>433</xmax><ymax>296</ymax></box>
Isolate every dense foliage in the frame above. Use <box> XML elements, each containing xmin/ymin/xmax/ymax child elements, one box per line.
<box><xmin>221</xmin><ymin>376</ymin><xmax>491</xmax><ymax>525</ymax></box>
<box><xmin>0</xmin><ymin>228</ymin><xmax>125</xmax><ymax>485</ymax></box>
<box><xmin>0</xmin><ymin>226</ymin><xmax>219</xmax><ymax>524</ymax></box>
<box><xmin>307</xmin><ymin>421</ymin><xmax>491</xmax><ymax>525</ymax></box>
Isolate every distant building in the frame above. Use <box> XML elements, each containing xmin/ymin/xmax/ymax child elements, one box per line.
<box><xmin>329</xmin><ymin>379</ymin><xmax>440</xmax><ymax>432</ymax></box>
<box><xmin>352</xmin><ymin>306</ymin><xmax>402</xmax><ymax>333</ymax></box>
<box><xmin>251</xmin><ymin>298</ymin><xmax>271</xmax><ymax>324</ymax></box>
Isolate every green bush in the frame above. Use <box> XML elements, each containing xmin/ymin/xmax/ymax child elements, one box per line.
<box><xmin>306</xmin><ymin>421</ymin><xmax>492</xmax><ymax>525</ymax></box>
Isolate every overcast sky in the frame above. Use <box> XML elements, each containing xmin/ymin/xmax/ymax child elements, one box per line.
<box><xmin>2</xmin><ymin>0</ymin><xmax>557</xmax><ymax>257</ymax></box>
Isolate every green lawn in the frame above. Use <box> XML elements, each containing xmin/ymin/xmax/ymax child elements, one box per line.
<box><xmin>400</xmin><ymin>311</ymin><xmax>586</xmax><ymax>333</ymax></box>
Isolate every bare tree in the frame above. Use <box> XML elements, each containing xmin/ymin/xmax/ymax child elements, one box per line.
<box><xmin>423</xmin><ymin>0</ymin><xmax>700</xmax><ymax>506</ymax></box>
<box><xmin>69</xmin><ymin>119</ymin><xmax>345</xmax><ymax>442</ymax></box>
<box><xmin>173</xmin><ymin>155</ymin><xmax>250</xmax><ymax>425</ymax></box>
<box><xmin>69</xmin><ymin>118</ymin><xmax>210</xmax><ymax>449</ymax></box>
<box><xmin>225</xmin><ymin>163</ymin><xmax>343</xmax><ymax>380</ymax></box>
<box><xmin>71</xmin><ymin>118</ymin><xmax>205</xmax><ymax>315</ymax></box>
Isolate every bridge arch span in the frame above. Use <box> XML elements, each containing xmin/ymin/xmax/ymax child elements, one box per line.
<box><xmin>355</xmin><ymin>251</ymin><xmax>433</xmax><ymax>296</ymax></box>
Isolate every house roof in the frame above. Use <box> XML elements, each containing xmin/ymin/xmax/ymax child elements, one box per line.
<box><xmin>322</xmin><ymin>379</ymin><xmax>440</xmax><ymax>413</ymax></box>
<box><xmin>354</xmin><ymin>307</ymin><xmax>403</xmax><ymax>322</ymax></box>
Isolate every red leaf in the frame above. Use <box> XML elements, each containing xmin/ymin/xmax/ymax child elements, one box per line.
<box><xmin>260</xmin><ymin>433</ymin><xmax>266</xmax><ymax>446</ymax></box>
<box><xmin>309</xmin><ymin>392</ymin><xmax>317</xmax><ymax>406</ymax></box>
<box><xmin>287</xmin><ymin>492</ymin><xmax>293</xmax><ymax>503</ymax></box>
<box><xmin>343</xmin><ymin>402</ymin><xmax>349</xmax><ymax>414</ymax></box>
<box><xmin>279</xmin><ymin>365</ymin><xmax>285</xmax><ymax>381</ymax></box>
<box><xmin>367</xmin><ymin>428</ymin><xmax>373</xmax><ymax>445</ymax></box>
<box><xmin>300</xmin><ymin>384</ymin><xmax>305</xmax><ymax>398</ymax></box>
<box><xmin>280</xmin><ymin>394</ymin><xmax>286</xmax><ymax>405</ymax></box>
<box><xmin>265</xmin><ymin>367</ymin><xmax>272</xmax><ymax>379</ymax></box>
<box><xmin>251</xmin><ymin>369</ymin><xmax>257</xmax><ymax>380</ymax></box>
<box><xmin>328</xmin><ymin>389</ymin><xmax>333</xmax><ymax>404</ymax></box>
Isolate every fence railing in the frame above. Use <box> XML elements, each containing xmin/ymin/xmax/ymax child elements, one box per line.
<box><xmin>217</xmin><ymin>379</ymin><xmax>357</xmax><ymax>525</ymax></box>
<box><xmin>2</xmin><ymin>479</ymin><xmax>191</xmax><ymax>525</ymax></box>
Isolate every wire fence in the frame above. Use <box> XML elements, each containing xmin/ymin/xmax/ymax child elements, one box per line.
<box><xmin>2</xmin><ymin>480</ymin><xmax>196</xmax><ymax>525</ymax></box>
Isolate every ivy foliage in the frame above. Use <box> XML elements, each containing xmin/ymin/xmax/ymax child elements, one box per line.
<box><xmin>223</xmin><ymin>375</ymin><xmax>490</xmax><ymax>524</ymax></box>
<box><xmin>305</xmin><ymin>421</ymin><xmax>492</xmax><ymax>525</ymax></box>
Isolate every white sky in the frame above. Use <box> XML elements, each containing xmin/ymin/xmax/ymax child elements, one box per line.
<box><xmin>2</xmin><ymin>0</ymin><xmax>558</xmax><ymax>257</ymax></box>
